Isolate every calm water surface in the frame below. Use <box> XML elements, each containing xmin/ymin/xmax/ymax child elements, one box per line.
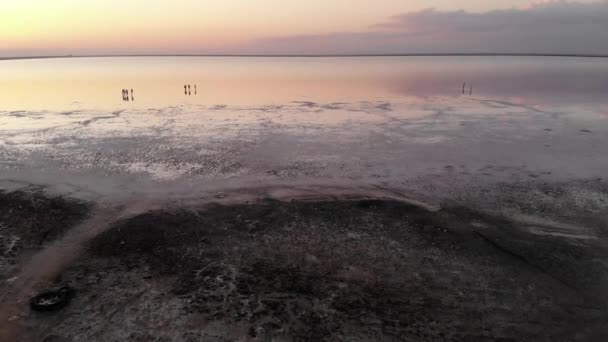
<box><xmin>1</xmin><ymin>56</ymin><xmax>607</xmax><ymax>110</ymax></box>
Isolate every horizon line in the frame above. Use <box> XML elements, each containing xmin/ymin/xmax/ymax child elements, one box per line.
<box><xmin>1</xmin><ymin>53</ymin><xmax>608</xmax><ymax>61</ymax></box>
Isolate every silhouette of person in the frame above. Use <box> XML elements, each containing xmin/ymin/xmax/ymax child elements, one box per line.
<box><xmin>131</xmin><ymin>89</ymin><xmax>134</xmax><ymax>101</ymax></box>
<box><xmin>188</xmin><ymin>84</ymin><xmax>191</xmax><ymax>95</ymax></box>
<box><xmin>462</xmin><ymin>82</ymin><xmax>466</xmax><ymax>94</ymax></box>
<box><xmin>184</xmin><ymin>85</ymin><xmax>187</xmax><ymax>95</ymax></box>
<box><xmin>194</xmin><ymin>84</ymin><xmax>197</xmax><ymax>95</ymax></box>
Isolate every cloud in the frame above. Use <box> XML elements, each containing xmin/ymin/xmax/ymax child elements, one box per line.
<box><xmin>245</xmin><ymin>1</ymin><xmax>608</xmax><ymax>55</ymax></box>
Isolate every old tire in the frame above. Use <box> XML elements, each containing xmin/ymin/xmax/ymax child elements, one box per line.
<box><xmin>30</xmin><ymin>286</ymin><xmax>74</xmax><ymax>312</ymax></box>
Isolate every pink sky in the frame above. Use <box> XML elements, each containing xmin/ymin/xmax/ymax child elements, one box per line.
<box><xmin>1</xmin><ymin>1</ymin><xmax>607</xmax><ymax>57</ymax></box>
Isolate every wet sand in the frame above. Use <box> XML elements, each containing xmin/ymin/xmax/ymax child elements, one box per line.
<box><xmin>1</xmin><ymin>103</ymin><xmax>608</xmax><ymax>339</ymax></box>
<box><xmin>1</xmin><ymin>100</ymin><xmax>607</xmax><ymax>340</ymax></box>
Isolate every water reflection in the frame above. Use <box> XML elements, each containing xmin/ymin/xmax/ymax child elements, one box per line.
<box><xmin>0</xmin><ymin>56</ymin><xmax>606</xmax><ymax>111</ymax></box>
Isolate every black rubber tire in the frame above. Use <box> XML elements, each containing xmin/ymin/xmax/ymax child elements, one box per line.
<box><xmin>30</xmin><ymin>286</ymin><xmax>74</xmax><ymax>312</ymax></box>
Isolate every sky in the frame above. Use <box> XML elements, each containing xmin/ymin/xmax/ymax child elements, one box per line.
<box><xmin>1</xmin><ymin>0</ymin><xmax>607</xmax><ymax>56</ymax></box>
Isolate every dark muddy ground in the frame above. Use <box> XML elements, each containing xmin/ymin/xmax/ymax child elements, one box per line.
<box><xmin>0</xmin><ymin>189</ymin><xmax>90</xmax><ymax>282</ymax></box>
<box><xmin>1</xmin><ymin>186</ymin><xmax>608</xmax><ymax>341</ymax></box>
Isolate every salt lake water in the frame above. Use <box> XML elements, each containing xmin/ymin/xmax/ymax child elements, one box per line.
<box><xmin>0</xmin><ymin>56</ymin><xmax>607</xmax><ymax>200</ymax></box>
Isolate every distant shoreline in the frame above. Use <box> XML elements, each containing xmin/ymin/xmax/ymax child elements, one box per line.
<box><xmin>1</xmin><ymin>53</ymin><xmax>608</xmax><ymax>61</ymax></box>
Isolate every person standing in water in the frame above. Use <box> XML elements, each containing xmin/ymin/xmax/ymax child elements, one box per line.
<box><xmin>188</xmin><ymin>84</ymin><xmax>191</xmax><ymax>95</ymax></box>
<box><xmin>184</xmin><ymin>85</ymin><xmax>187</xmax><ymax>95</ymax></box>
<box><xmin>130</xmin><ymin>89</ymin><xmax>134</xmax><ymax>101</ymax></box>
<box><xmin>194</xmin><ymin>85</ymin><xmax>197</xmax><ymax>95</ymax></box>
